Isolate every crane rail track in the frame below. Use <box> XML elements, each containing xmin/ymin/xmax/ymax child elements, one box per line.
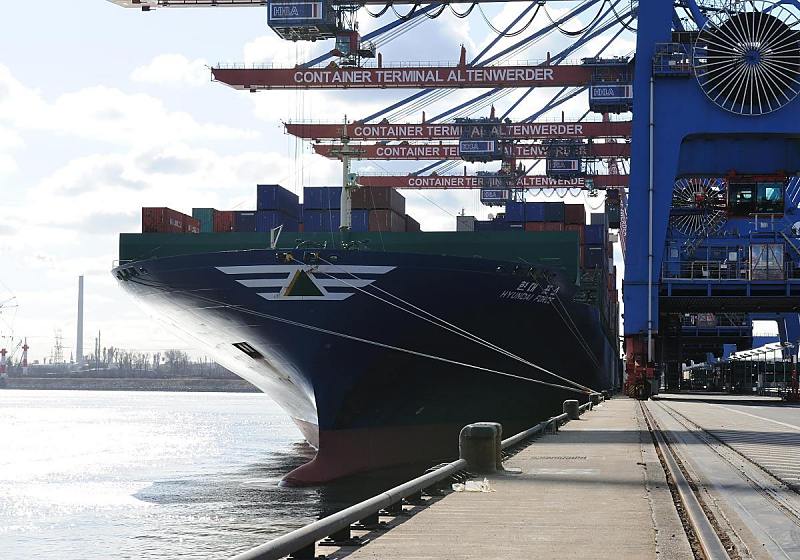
<box><xmin>642</xmin><ymin>400</ymin><xmax>800</xmax><ymax>560</ymax></box>
<box><xmin>652</xmin><ymin>401</ymin><xmax>800</xmax><ymax>528</ymax></box>
<box><xmin>640</xmin><ymin>402</ymin><xmax>732</xmax><ymax>560</ymax></box>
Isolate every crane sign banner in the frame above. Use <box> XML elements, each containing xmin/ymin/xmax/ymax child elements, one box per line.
<box><xmin>212</xmin><ymin>64</ymin><xmax>605</xmax><ymax>90</ymax></box>
<box><xmin>314</xmin><ymin>143</ymin><xmax>631</xmax><ymax>160</ymax></box>
<box><xmin>285</xmin><ymin>120</ymin><xmax>632</xmax><ymax>140</ymax></box>
<box><xmin>357</xmin><ymin>175</ymin><xmax>629</xmax><ymax>189</ymax></box>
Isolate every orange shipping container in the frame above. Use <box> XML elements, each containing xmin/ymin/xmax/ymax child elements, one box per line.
<box><xmin>142</xmin><ymin>207</ymin><xmax>190</xmax><ymax>233</ymax></box>
<box><xmin>213</xmin><ymin>211</ymin><xmax>236</xmax><ymax>233</ymax></box>
<box><xmin>524</xmin><ymin>222</ymin><xmax>546</xmax><ymax>232</ymax></box>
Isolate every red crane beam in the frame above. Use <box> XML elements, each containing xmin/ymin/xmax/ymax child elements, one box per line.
<box><xmin>285</xmin><ymin>120</ymin><xmax>631</xmax><ymax>140</ymax></box>
<box><xmin>357</xmin><ymin>175</ymin><xmax>629</xmax><ymax>189</ymax></box>
<box><xmin>212</xmin><ymin>64</ymin><xmax>608</xmax><ymax>90</ymax></box>
<box><xmin>314</xmin><ymin>142</ymin><xmax>630</xmax><ymax>160</ymax></box>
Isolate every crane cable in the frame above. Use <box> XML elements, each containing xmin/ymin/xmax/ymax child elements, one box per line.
<box><xmin>449</xmin><ymin>3</ymin><xmax>477</xmax><ymax>18</ymax></box>
<box><xmin>543</xmin><ymin>0</ymin><xmax>608</xmax><ymax>36</ymax></box>
<box><xmin>391</xmin><ymin>3</ymin><xmax>419</xmax><ymax>20</ymax></box>
<box><xmin>477</xmin><ymin>4</ymin><xmax>541</xmax><ymax>37</ymax></box>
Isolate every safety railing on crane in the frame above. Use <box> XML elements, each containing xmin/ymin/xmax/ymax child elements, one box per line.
<box><xmin>661</xmin><ymin>258</ymin><xmax>800</xmax><ymax>281</ymax></box>
<box><xmin>213</xmin><ymin>58</ymin><xmax>583</xmax><ymax>70</ymax></box>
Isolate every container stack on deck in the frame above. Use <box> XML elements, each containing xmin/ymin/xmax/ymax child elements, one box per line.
<box><xmin>302</xmin><ymin>186</ymin><xmax>415</xmax><ymax>233</ymax></box>
<box><xmin>467</xmin><ymin>200</ymin><xmax>619</xmax><ymax>341</ymax></box>
<box><xmin>142</xmin><ymin>208</ymin><xmax>200</xmax><ymax>234</ymax></box>
<box><xmin>142</xmin><ymin>184</ymin><xmax>419</xmax><ymax>235</ymax></box>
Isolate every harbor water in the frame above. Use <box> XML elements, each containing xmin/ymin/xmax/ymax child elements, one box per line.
<box><xmin>0</xmin><ymin>390</ymin><xmax>410</xmax><ymax>559</ymax></box>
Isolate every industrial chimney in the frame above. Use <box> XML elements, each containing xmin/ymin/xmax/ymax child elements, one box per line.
<box><xmin>76</xmin><ymin>275</ymin><xmax>84</xmax><ymax>368</ymax></box>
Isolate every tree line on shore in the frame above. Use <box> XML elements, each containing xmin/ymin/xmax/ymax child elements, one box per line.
<box><xmin>6</xmin><ymin>348</ymin><xmax>240</xmax><ymax>379</ymax></box>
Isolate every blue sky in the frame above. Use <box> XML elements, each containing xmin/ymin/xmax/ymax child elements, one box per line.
<box><xmin>0</xmin><ymin>1</ymin><xmax>635</xmax><ymax>362</ymax></box>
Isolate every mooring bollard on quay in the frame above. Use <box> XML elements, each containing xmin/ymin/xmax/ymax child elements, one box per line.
<box><xmin>459</xmin><ymin>422</ymin><xmax>502</xmax><ymax>474</ymax></box>
<box><xmin>563</xmin><ymin>399</ymin><xmax>580</xmax><ymax>420</ymax></box>
<box><xmin>230</xmin><ymin>402</ymin><xmax>592</xmax><ymax>560</ymax></box>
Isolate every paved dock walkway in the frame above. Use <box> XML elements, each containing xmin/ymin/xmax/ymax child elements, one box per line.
<box><xmin>331</xmin><ymin>399</ymin><xmax>691</xmax><ymax>560</ymax></box>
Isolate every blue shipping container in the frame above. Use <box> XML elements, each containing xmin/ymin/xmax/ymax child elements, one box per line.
<box><xmin>256</xmin><ymin>210</ymin><xmax>299</xmax><ymax>232</ymax></box>
<box><xmin>352</xmin><ymin>209</ymin><xmax>368</xmax><ymax>232</ymax></box>
<box><xmin>505</xmin><ymin>202</ymin><xmax>547</xmax><ymax>222</ymax></box>
<box><xmin>584</xmin><ymin>246</ymin><xmax>605</xmax><ymax>269</ymax></box>
<box><xmin>584</xmin><ymin>224</ymin><xmax>606</xmax><ymax>245</ymax></box>
<box><xmin>504</xmin><ymin>201</ymin><xmax>524</xmax><ymax>222</ymax></box>
<box><xmin>543</xmin><ymin>202</ymin><xmax>565</xmax><ymax>222</ymax></box>
<box><xmin>257</xmin><ymin>184</ymin><xmax>301</xmax><ymax>217</ymax></box>
<box><xmin>302</xmin><ymin>209</ymin><xmax>368</xmax><ymax>232</ymax></box>
<box><xmin>234</xmin><ymin>211</ymin><xmax>257</xmax><ymax>232</ymax></box>
<box><xmin>303</xmin><ymin>186</ymin><xmax>341</xmax><ymax>210</ymax></box>
<box><xmin>303</xmin><ymin>209</ymin><xmax>340</xmax><ymax>232</ymax></box>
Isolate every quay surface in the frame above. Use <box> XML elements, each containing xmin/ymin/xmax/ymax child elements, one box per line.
<box><xmin>326</xmin><ymin>398</ymin><xmax>692</xmax><ymax>560</ymax></box>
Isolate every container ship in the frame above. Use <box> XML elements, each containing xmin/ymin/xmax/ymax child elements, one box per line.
<box><xmin>114</xmin><ymin>184</ymin><xmax>620</xmax><ymax>485</ymax></box>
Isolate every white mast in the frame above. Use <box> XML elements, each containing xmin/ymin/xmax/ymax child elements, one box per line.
<box><xmin>334</xmin><ymin>118</ymin><xmax>362</xmax><ymax>232</ymax></box>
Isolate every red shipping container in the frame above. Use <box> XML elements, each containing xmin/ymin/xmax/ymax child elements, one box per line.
<box><xmin>352</xmin><ymin>187</ymin><xmax>406</xmax><ymax>214</ymax></box>
<box><xmin>183</xmin><ymin>216</ymin><xmax>201</xmax><ymax>234</ymax></box>
<box><xmin>405</xmin><ymin>214</ymin><xmax>421</xmax><ymax>232</ymax></box>
<box><xmin>213</xmin><ymin>210</ymin><xmax>235</xmax><ymax>233</ymax></box>
<box><xmin>543</xmin><ymin>222</ymin><xmax>564</xmax><ymax>231</ymax></box>
<box><xmin>565</xmin><ymin>223</ymin><xmax>585</xmax><ymax>244</ymax></box>
<box><xmin>524</xmin><ymin>222</ymin><xmax>546</xmax><ymax>232</ymax></box>
<box><xmin>369</xmin><ymin>209</ymin><xmax>406</xmax><ymax>232</ymax></box>
<box><xmin>564</xmin><ymin>204</ymin><xmax>585</xmax><ymax>225</ymax></box>
<box><xmin>142</xmin><ymin>207</ymin><xmax>188</xmax><ymax>233</ymax></box>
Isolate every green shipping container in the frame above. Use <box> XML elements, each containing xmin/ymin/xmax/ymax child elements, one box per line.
<box><xmin>192</xmin><ymin>208</ymin><xmax>216</xmax><ymax>233</ymax></box>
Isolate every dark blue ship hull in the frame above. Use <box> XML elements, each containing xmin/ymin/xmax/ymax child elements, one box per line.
<box><xmin>114</xmin><ymin>249</ymin><xmax>617</xmax><ymax>484</ymax></box>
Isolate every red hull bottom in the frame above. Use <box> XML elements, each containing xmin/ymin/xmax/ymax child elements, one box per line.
<box><xmin>281</xmin><ymin>423</ymin><xmax>464</xmax><ymax>486</ymax></box>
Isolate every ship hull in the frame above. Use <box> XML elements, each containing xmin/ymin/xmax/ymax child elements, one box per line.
<box><xmin>114</xmin><ymin>249</ymin><xmax>617</xmax><ymax>484</ymax></box>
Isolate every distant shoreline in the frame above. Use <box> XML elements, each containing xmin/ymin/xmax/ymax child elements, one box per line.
<box><xmin>2</xmin><ymin>377</ymin><xmax>260</xmax><ymax>392</ymax></box>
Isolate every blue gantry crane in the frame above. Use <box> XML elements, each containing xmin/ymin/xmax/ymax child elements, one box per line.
<box><xmin>626</xmin><ymin>0</ymin><xmax>800</xmax><ymax>397</ymax></box>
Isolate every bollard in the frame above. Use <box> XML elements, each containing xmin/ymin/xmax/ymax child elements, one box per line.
<box><xmin>459</xmin><ymin>422</ymin><xmax>501</xmax><ymax>474</ymax></box>
<box><xmin>590</xmin><ymin>393</ymin><xmax>601</xmax><ymax>406</ymax></box>
<box><xmin>563</xmin><ymin>399</ymin><xmax>580</xmax><ymax>420</ymax></box>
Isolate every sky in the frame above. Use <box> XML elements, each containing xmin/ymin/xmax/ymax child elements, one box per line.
<box><xmin>0</xmin><ymin>0</ymin><xmax>637</xmax><ymax>363</ymax></box>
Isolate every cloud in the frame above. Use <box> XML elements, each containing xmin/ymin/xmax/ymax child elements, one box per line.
<box><xmin>0</xmin><ymin>64</ymin><xmax>259</xmax><ymax>147</ymax></box>
<box><xmin>130</xmin><ymin>54</ymin><xmax>210</xmax><ymax>87</ymax></box>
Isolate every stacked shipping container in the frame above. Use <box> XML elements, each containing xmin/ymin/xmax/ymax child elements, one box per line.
<box><xmin>302</xmin><ymin>186</ymin><xmax>410</xmax><ymax>233</ymax></box>
<box><xmin>142</xmin><ymin>208</ymin><xmax>200</xmax><ymax>234</ymax></box>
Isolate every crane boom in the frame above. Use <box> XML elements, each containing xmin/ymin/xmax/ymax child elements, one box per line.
<box><xmin>286</xmin><ymin>120</ymin><xmax>632</xmax><ymax>140</ymax></box>
<box><xmin>314</xmin><ymin>142</ymin><xmax>631</xmax><ymax>160</ymax></box>
<box><xmin>107</xmin><ymin>0</ymin><xmax>265</xmax><ymax>8</ymax></box>
<box><xmin>358</xmin><ymin>174</ymin><xmax>629</xmax><ymax>189</ymax></box>
<box><xmin>107</xmin><ymin>0</ymin><xmax>581</xmax><ymax>7</ymax></box>
<box><xmin>212</xmin><ymin>64</ymin><xmax>607</xmax><ymax>91</ymax></box>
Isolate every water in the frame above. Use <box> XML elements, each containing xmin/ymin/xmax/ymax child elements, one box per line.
<box><xmin>0</xmin><ymin>390</ymin><xmax>351</xmax><ymax>559</ymax></box>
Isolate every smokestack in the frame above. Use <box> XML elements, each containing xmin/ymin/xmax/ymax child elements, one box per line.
<box><xmin>76</xmin><ymin>275</ymin><xmax>84</xmax><ymax>367</ymax></box>
<box><xmin>21</xmin><ymin>338</ymin><xmax>29</xmax><ymax>375</ymax></box>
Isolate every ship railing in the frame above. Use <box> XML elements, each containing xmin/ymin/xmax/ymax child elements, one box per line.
<box><xmin>230</xmin><ymin>402</ymin><xmax>594</xmax><ymax>560</ymax></box>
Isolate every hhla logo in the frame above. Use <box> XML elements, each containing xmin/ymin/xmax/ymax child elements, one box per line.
<box><xmin>271</xmin><ymin>2</ymin><xmax>319</xmax><ymax>19</ymax></box>
<box><xmin>217</xmin><ymin>264</ymin><xmax>395</xmax><ymax>301</ymax></box>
